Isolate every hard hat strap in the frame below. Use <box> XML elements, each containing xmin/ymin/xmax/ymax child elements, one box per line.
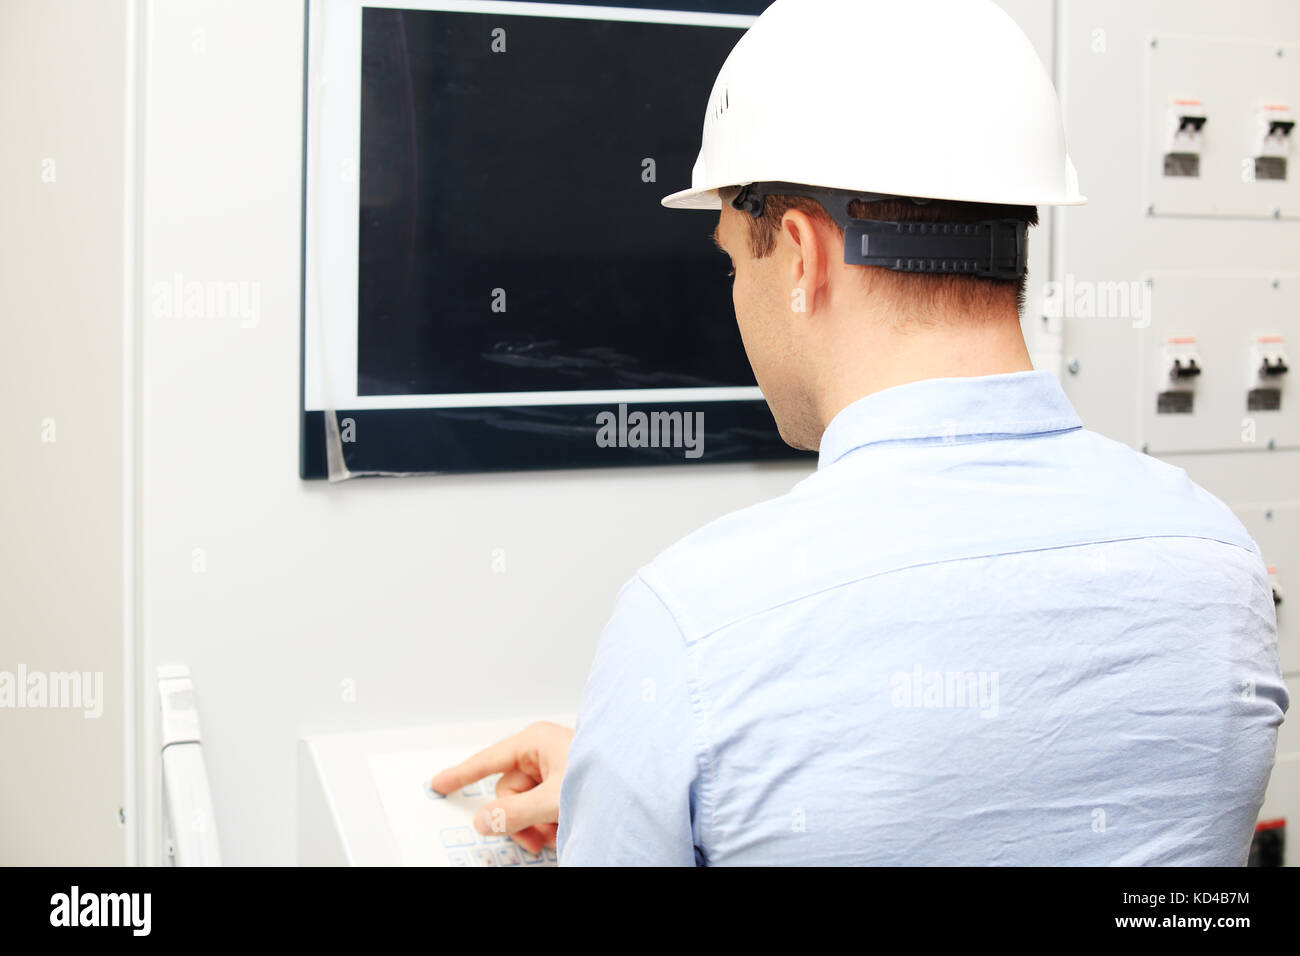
<box><xmin>844</xmin><ymin>218</ymin><xmax>1027</xmax><ymax>281</ymax></box>
<box><xmin>729</xmin><ymin>182</ymin><xmax>1028</xmax><ymax>281</ymax></box>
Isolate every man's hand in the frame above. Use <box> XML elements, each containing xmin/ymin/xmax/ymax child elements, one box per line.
<box><xmin>430</xmin><ymin>721</ymin><xmax>574</xmax><ymax>855</ymax></box>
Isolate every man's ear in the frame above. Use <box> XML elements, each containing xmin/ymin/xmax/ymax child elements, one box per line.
<box><xmin>779</xmin><ymin>208</ymin><xmax>831</xmax><ymax>315</ymax></box>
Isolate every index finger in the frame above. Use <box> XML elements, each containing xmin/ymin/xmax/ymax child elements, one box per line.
<box><xmin>429</xmin><ymin>727</ymin><xmax>534</xmax><ymax>795</ymax></box>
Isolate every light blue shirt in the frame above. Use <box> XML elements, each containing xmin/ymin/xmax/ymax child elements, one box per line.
<box><xmin>557</xmin><ymin>371</ymin><xmax>1288</xmax><ymax>865</ymax></box>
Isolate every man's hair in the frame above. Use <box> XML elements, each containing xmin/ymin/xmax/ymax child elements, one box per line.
<box><xmin>724</xmin><ymin>187</ymin><xmax>1039</xmax><ymax>316</ymax></box>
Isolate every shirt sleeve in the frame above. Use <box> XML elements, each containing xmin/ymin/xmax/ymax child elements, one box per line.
<box><xmin>556</xmin><ymin>572</ymin><xmax>704</xmax><ymax>866</ymax></box>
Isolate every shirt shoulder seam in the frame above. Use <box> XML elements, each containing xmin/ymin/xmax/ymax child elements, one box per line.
<box><xmin>672</xmin><ymin>530</ymin><xmax>1262</xmax><ymax>646</ymax></box>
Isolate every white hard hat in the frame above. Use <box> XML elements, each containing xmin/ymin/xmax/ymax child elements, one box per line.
<box><xmin>662</xmin><ymin>0</ymin><xmax>1086</xmax><ymax>211</ymax></box>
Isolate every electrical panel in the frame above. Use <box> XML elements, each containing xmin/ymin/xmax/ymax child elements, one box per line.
<box><xmin>1146</xmin><ymin>36</ymin><xmax>1300</xmax><ymax>219</ymax></box>
<box><xmin>1059</xmin><ymin>0</ymin><xmax>1300</xmax><ymax>865</ymax></box>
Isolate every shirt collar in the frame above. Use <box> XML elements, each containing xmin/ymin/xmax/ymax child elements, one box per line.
<box><xmin>817</xmin><ymin>370</ymin><xmax>1083</xmax><ymax>470</ymax></box>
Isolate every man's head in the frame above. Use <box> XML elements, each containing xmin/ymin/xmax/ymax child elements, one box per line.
<box><xmin>661</xmin><ymin>0</ymin><xmax>1081</xmax><ymax>449</ymax></box>
<box><xmin>712</xmin><ymin>187</ymin><xmax>1039</xmax><ymax>450</ymax></box>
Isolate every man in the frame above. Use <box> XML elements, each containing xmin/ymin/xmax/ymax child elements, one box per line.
<box><xmin>433</xmin><ymin>0</ymin><xmax>1288</xmax><ymax>864</ymax></box>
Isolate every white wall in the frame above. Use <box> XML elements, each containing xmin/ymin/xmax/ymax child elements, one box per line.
<box><xmin>12</xmin><ymin>0</ymin><xmax>1288</xmax><ymax>868</ymax></box>
<box><xmin>137</xmin><ymin>0</ymin><xmax>814</xmax><ymax>865</ymax></box>
<box><xmin>0</xmin><ymin>0</ymin><xmax>131</xmax><ymax>864</ymax></box>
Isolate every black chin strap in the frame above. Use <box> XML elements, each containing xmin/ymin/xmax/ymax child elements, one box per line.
<box><xmin>729</xmin><ymin>182</ymin><xmax>1029</xmax><ymax>281</ymax></box>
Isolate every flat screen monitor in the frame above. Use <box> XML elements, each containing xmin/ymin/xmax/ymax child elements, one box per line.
<box><xmin>301</xmin><ymin>0</ymin><xmax>805</xmax><ymax>477</ymax></box>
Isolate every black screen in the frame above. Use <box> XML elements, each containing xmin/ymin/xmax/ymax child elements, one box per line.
<box><xmin>357</xmin><ymin>7</ymin><xmax>753</xmax><ymax>395</ymax></box>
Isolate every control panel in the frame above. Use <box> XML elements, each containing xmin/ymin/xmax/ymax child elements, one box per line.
<box><xmin>299</xmin><ymin>717</ymin><xmax>573</xmax><ymax>866</ymax></box>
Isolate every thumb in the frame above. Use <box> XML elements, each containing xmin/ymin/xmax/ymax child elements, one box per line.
<box><xmin>474</xmin><ymin>781</ymin><xmax>558</xmax><ymax>836</ymax></box>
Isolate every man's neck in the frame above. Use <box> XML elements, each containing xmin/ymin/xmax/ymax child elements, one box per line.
<box><xmin>815</xmin><ymin>313</ymin><xmax>1034</xmax><ymax>434</ymax></box>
